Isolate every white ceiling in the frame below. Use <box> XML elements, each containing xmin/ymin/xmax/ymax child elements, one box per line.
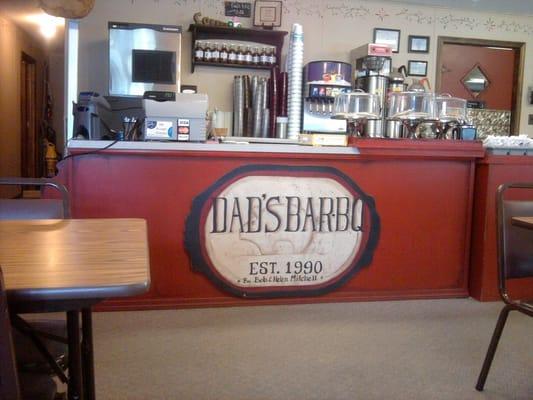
<box><xmin>0</xmin><ymin>0</ymin><xmax>64</xmax><ymax>53</ymax></box>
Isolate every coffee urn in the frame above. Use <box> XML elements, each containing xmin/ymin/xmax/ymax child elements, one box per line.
<box><xmin>386</xmin><ymin>67</ymin><xmax>408</xmax><ymax>138</ymax></box>
<box><xmin>354</xmin><ymin>56</ymin><xmax>391</xmax><ymax>137</ymax></box>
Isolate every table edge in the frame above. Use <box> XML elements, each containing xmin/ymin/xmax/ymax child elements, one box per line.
<box><xmin>7</xmin><ymin>281</ymin><xmax>150</xmax><ymax>304</ymax></box>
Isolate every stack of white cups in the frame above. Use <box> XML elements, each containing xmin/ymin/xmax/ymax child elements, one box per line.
<box><xmin>286</xmin><ymin>23</ymin><xmax>304</xmax><ymax>140</ymax></box>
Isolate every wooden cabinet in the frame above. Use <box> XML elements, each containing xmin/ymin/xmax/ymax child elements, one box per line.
<box><xmin>188</xmin><ymin>24</ymin><xmax>287</xmax><ymax>72</ymax></box>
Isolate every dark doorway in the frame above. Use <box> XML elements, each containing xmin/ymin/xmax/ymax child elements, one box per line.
<box><xmin>20</xmin><ymin>52</ymin><xmax>39</xmax><ymax>178</ymax></box>
<box><xmin>436</xmin><ymin>37</ymin><xmax>524</xmax><ymax>134</ymax></box>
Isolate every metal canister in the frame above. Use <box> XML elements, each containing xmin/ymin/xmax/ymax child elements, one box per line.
<box><xmin>355</xmin><ymin>75</ymin><xmax>389</xmax><ymax>137</ymax></box>
<box><xmin>276</xmin><ymin>116</ymin><xmax>288</xmax><ymax>139</ymax></box>
<box><xmin>386</xmin><ymin>119</ymin><xmax>404</xmax><ymax>139</ymax></box>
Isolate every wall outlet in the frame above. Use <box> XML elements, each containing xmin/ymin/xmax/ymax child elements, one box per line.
<box><xmin>529</xmin><ymin>114</ymin><xmax>533</xmax><ymax>125</ymax></box>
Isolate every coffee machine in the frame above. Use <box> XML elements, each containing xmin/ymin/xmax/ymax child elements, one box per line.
<box><xmin>351</xmin><ymin>44</ymin><xmax>392</xmax><ymax>137</ymax></box>
<box><xmin>302</xmin><ymin>61</ymin><xmax>352</xmax><ymax>134</ymax></box>
<box><xmin>72</xmin><ymin>92</ymin><xmax>113</xmax><ymax>139</ymax></box>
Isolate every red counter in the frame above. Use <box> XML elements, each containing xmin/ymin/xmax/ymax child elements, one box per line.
<box><xmin>470</xmin><ymin>154</ymin><xmax>533</xmax><ymax>301</ymax></box>
<box><xmin>58</xmin><ymin>139</ymin><xmax>483</xmax><ymax>310</ymax></box>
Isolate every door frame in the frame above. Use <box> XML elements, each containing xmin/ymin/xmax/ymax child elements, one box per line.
<box><xmin>435</xmin><ymin>36</ymin><xmax>525</xmax><ymax>134</ymax></box>
<box><xmin>20</xmin><ymin>52</ymin><xmax>39</xmax><ymax>178</ymax></box>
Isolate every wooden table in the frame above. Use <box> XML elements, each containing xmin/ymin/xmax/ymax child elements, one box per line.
<box><xmin>511</xmin><ymin>216</ymin><xmax>533</xmax><ymax>230</ymax></box>
<box><xmin>0</xmin><ymin>218</ymin><xmax>150</xmax><ymax>400</ymax></box>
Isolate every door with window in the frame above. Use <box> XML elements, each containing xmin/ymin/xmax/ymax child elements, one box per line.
<box><xmin>436</xmin><ymin>39</ymin><xmax>523</xmax><ymax>135</ymax></box>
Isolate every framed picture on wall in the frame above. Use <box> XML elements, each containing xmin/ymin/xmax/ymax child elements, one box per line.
<box><xmin>373</xmin><ymin>28</ymin><xmax>401</xmax><ymax>53</ymax></box>
<box><xmin>407</xmin><ymin>60</ymin><xmax>428</xmax><ymax>77</ymax></box>
<box><xmin>408</xmin><ymin>35</ymin><xmax>430</xmax><ymax>53</ymax></box>
<box><xmin>253</xmin><ymin>0</ymin><xmax>282</xmax><ymax>28</ymax></box>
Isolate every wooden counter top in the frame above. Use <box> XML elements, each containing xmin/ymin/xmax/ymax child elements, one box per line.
<box><xmin>66</xmin><ymin>138</ymin><xmax>484</xmax><ymax>161</ymax></box>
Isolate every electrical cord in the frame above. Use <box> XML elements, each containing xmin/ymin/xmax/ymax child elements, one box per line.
<box><xmin>62</xmin><ymin>113</ymin><xmax>143</xmax><ymax>163</ymax></box>
<box><xmin>61</xmin><ymin>139</ymin><xmax>120</xmax><ymax>162</ymax></box>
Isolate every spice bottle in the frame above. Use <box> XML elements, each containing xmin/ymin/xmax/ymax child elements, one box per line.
<box><xmin>228</xmin><ymin>44</ymin><xmax>237</xmax><ymax>64</ymax></box>
<box><xmin>211</xmin><ymin>43</ymin><xmax>220</xmax><ymax>63</ymax></box>
<box><xmin>269</xmin><ymin>48</ymin><xmax>277</xmax><ymax>66</ymax></box>
<box><xmin>203</xmin><ymin>42</ymin><xmax>212</xmax><ymax>62</ymax></box>
<box><xmin>220</xmin><ymin>43</ymin><xmax>229</xmax><ymax>64</ymax></box>
<box><xmin>252</xmin><ymin>47</ymin><xmax>260</xmax><ymax>66</ymax></box>
<box><xmin>236</xmin><ymin>45</ymin><xmax>245</xmax><ymax>65</ymax></box>
<box><xmin>244</xmin><ymin>46</ymin><xmax>253</xmax><ymax>65</ymax></box>
<box><xmin>259</xmin><ymin>47</ymin><xmax>269</xmax><ymax>66</ymax></box>
<box><xmin>194</xmin><ymin>41</ymin><xmax>204</xmax><ymax>62</ymax></box>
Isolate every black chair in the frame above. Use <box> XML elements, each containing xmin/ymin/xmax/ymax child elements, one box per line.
<box><xmin>0</xmin><ymin>178</ymin><xmax>70</xmax><ymax>387</ymax></box>
<box><xmin>0</xmin><ymin>177</ymin><xmax>70</xmax><ymax>220</ymax></box>
<box><xmin>476</xmin><ymin>182</ymin><xmax>533</xmax><ymax>391</ymax></box>
<box><xmin>0</xmin><ymin>267</ymin><xmax>57</xmax><ymax>400</ymax></box>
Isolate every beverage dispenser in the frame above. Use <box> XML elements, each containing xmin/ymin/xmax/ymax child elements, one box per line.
<box><xmin>302</xmin><ymin>61</ymin><xmax>352</xmax><ymax>134</ymax></box>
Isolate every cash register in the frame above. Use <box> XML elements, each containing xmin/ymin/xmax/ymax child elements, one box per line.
<box><xmin>142</xmin><ymin>92</ymin><xmax>208</xmax><ymax>142</ymax></box>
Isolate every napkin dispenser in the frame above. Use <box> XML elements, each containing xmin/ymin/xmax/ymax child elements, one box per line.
<box><xmin>143</xmin><ymin>93</ymin><xmax>208</xmax><ymax>141</ymax></box>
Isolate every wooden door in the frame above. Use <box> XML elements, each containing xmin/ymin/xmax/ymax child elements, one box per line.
<box><xmin>20</xmin><ymin>52</ymin><xmax>39</xmax><ymax>178</ymax></box>
<box><xmin>438</xmin><ymin>43</ymin><xmax>518</xmax><ymax>110</ymax></box>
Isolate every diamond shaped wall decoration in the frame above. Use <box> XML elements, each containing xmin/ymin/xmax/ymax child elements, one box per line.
<box><xmin>461</xmin><ymin>65</ymin><xmax>490</xmax><ymax>98</ymax></box>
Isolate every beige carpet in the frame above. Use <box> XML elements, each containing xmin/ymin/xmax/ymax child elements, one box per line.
<box><xmin>92</xmin><ymin>299</ymin><xmax>532</xmax><ymax>400</ymax></box>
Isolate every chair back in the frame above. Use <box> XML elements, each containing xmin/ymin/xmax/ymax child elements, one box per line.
<box><xmin>0</xmin><ymin>267</ymin><xmax>21</xmax><ymax>400</ymax></box>
<box><xmin>0</xmin><ymin>178</ymin><xmax>70</xmax><ymax>220</ymax></box>
<box><xmin>496</xmin><ymin>183</ymin><xmax>533</xmax><ymax>299</ymax></box>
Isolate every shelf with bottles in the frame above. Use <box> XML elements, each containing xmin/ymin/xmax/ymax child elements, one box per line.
<box><xmin>188</xmin><ymin>24</ymin><xmax>287</xmax><ymax>73</ymax></box>
<box><xmin>193</xmin><ymin>40</ymin><xmax>278</xmax><ymax>71</ymax></box>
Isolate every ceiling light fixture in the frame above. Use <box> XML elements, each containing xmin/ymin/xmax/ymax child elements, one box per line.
<box><xmin>25</xmin><ymin>13</ymin><xmax>64</xmax><ymax>39</ymax></box>
<box><xmin>39</xmin><ymin>0</ymin><xmax>95</xmax><ymax>19</ymax></box>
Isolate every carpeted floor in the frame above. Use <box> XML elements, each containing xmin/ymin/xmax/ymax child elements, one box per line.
<box><xmin>92</xmin><ymin>298</ymin><xmax>532</xmax><ymax>400</ymax></box>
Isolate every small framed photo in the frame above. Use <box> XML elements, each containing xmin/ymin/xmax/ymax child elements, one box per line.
<box><xmin>253</xmin><ymin>0</ymin><xmax>282</xmax><ymax>28</ymax></box>
<box><xmin>373</xmin><ymin>28</ymin><xmax>401</xmax><ymax>53</ymax></box>
<box><xmin>408</xmin><ymin>35</ymin><xmax>430</xmax><ymax>53</ymax></box>
<box><xmin>407</xmin><ymin>60</ymin><xmax>428</xmax><ymax>77</ymax></box>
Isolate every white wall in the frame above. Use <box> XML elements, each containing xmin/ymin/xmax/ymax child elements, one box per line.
<box><xmin>77</xmin><ymin>0</ymin><xmax>533</xmax><ymax>135</ymax></box>
<box><xmin>0</xmin><ymin>15</ymin><xmax>46</xmax><ymax>183</ymax></box>
<box><xmin>48</xmin><ymin>51</ymin><xmax>65</xmax><ymax>155</ymax></box>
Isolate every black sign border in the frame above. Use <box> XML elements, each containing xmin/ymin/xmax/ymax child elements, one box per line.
<box><xmin>224</xmin><ymin>1</ymin><xmax>252</xmax><ymax>17</ymax></box>
<box><xmin>185</xmin><ymin>164</ymin><xmax>380</xmax><ymax>299</ymax></box>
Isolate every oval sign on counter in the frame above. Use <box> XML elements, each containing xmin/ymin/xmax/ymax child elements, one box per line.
<box><xmin>185</xmin><ymin>165</ymin><xmax>380</xmax><ymax>298</ymax></box>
